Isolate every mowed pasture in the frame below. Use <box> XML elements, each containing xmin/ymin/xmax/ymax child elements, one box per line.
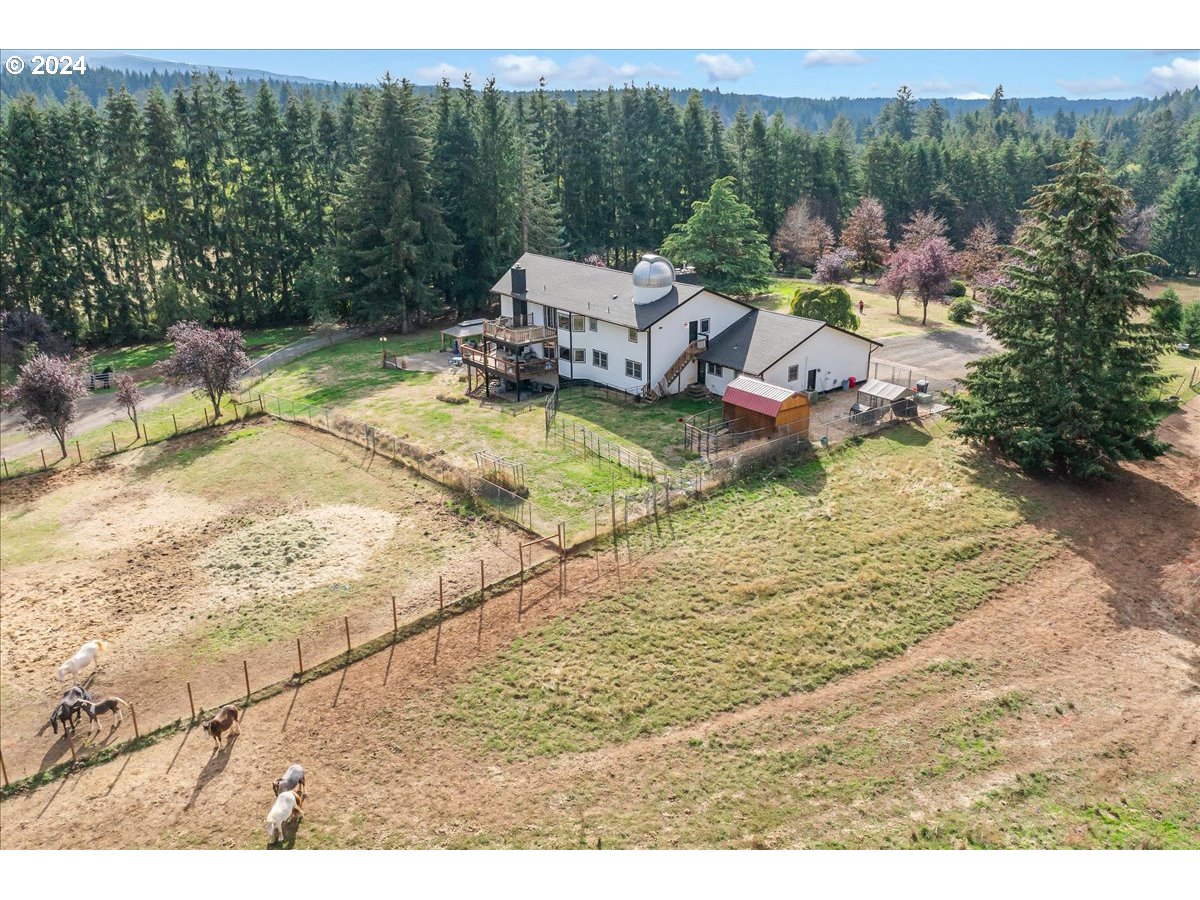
<box><xmin>0</xmin><ymin>417</ymin><xmax>526</xmax><ymax>782</ymax></box>
<box><xmin>5</xmin><ymin>403</ymin><xmax>1194</xmax><ymax>849</ymax></box>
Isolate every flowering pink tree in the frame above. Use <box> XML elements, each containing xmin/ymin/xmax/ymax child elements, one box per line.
<box><xmin>156</xmin><ymin>322</ymin><xmax>250</xmax><ymax>420</ymax></box>
<box><xmin>903</xmin><ymin>237</ymin><xmax>958</xmax><ymax>325</ymax></box>
<box><xmin>7</xmin><ymin>353</ymin><xmax>89</xmax><ymax>458</ymax></box>
<box><xmin>115</xmin><ymin>374</ymin><xmax>144</xmax><ymax>434</ymax></box>
<box><xmin>841</xmin><ymin>197</ymin><xmax>891</xmax><ymax>282</ymax></box>
<box><xmin>814</xmin><ymin>247</ymin><xmax>857</xmax><ymax>284</ymax></box>
<box><xmin>581</xmin><ymin>253</ymin><xmax>608</xmax><ymax>268</ymax></box>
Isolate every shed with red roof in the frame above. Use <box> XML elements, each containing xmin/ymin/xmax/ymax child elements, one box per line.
<box><xmin>721</xmin><ymin>376</ymin><xmax>809</xmax><ymax>437</ymax></box>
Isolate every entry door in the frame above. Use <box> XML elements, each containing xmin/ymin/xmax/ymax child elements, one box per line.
<box><xmin>697</xmin><ymin>362</ymin><xmax>707</xmax><ymax>386</ymax></box>
<box><xmin>688</xmin><ymin>320</ymin><xmax>699</xmax><ymax>343</ymax></box>
<box><xmin>807</xmin><ymin>368</ymin><xmax>818</xmax><ymax>391</ymax></box>
<box><xmin>513</xmin><ymin>297</ymin><xmax>528</xmax><ymax>325</ymax></box>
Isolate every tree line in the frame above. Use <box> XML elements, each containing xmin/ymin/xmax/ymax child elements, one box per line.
<box><xmin>2</xmin><ymin>73</ymin><xmax>1197</xmax><ymax>347</ymax></box>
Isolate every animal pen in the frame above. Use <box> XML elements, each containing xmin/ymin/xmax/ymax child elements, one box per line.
<box><xmin>684</xmin><ymin>377</ymin><xmax>809</xmax><ymax>459</ymax></box>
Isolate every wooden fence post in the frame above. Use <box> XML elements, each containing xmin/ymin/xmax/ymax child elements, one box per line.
<box><xmin>111</xmin><ymin>431</ymin><xmax>117</xmax><ymax>452</ymax></box>
<box><xmin>344</xmin><ymin>616</ymin><xmax>352</xmax><ymax>654</ymax></box>
<box><xmin>40</xmin><ymin>449</ymin><xmax>47</xmax><ymax>471</ymax></box>
<box><xmin>173</xmin><ymin>413</ymin><xmax>179</xmax><ymax>434</ymax></box>
<box><xmin>203</xmin><ymin>408</ymin><xmax>209</xmax><ymax>426</ymax></box>
<box><xmin>1</xmin><ymin>457</ymin><xmax>8</xmax><ymax>478</ymax></box>
<box><xmin>558</xmin><ymin>523</ymin><xmax>565</xmax><ymax>599</ymax></box>
<box><xmin>391</xmin><ymin>594</ymin><xmax>398</xmax><ymax>634</ymax></box>
<box><xmin>143</xmin><ymin>423</ymin><xmax>149</xmax><ymax>443</ymax></box>
<box><xmin>478</xmin><ymin>560</ymin><xmax>485</xmax><ymax>647</ymax></box>
<box><xmin>243</xmin><ymin>660</ymin><xmax>251</xmax><ymax>702</ymax></box>
<box><xmin>75</xmin><ymin>441</ymin><xmax>83</xmax><ymax>462</ymax></box>
<box><xmin>435</xmin><ymin>575</ymin><xmax>444</xmax><ymax>664</ymax></box>
<box><xmin>518</xmin><ymin>542</ymin><xmax>525</xmax><ymax>620</ymax></box>
<box><xmin>296</xmin><ymin>638</ymin><xmax>304</xmax><ymax>676</ymax></box>
<box><xmin>0</xmin><ymin>747</ymin><xmax>8</xmax><ymax>787</ymax></box>
<box><xmin>186</xmin><ymin>682</ymin><xmax>196</xmax><ymax>721</ymax></box>
<box><xmin>130</xmin><ymin>703</ymin><xmax>140</xmax><ymax>739</ymax></box>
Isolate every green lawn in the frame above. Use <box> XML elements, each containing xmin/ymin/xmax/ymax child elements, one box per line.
<box><xmin>255</xmin><ymin>334</ymin><xmax>711</xmax><ymax>521</ymax></box>
<box><xmin>762</xmin><ymin>277</ymin><xmax>965</xmax><ymax>339</ymax></box>
<box><xmin>86</xmin><ymin>324</ymin><xmax>316</xmax><ymax>376</ymax></box>
<box><xmin>445</xmin><ymin>428</ymin><xmax>1056</xmax><ymax>758</ymax></box>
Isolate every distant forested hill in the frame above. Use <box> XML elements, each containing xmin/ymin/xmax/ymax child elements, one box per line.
<box><xmin>0</xmin><ymin>62</ymin><xmax>1158</xmax><ymax>132</ymax></box>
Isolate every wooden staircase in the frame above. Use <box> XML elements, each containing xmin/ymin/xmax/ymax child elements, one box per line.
<box><xmin>644</xmin><ymin>340</ymin><xmax>702</xmax><ymax>402</ymax></box>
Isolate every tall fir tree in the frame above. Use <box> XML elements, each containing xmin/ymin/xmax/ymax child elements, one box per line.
<box><xmin>949</xmin><ymin>140</ymin><xmax>1170</xmax><ymax>479</ymax></box>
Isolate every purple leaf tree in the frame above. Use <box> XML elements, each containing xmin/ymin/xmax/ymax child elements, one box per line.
<box><xmin>814</xmin><ymin>247</ymin><xmax>857</xmax><ymax>284</ymax></box>
<box><xmin>903</xmin><ymin>237</ymin><xmax>958</xmax><ymax>325</ymax></box>
<box><xmin>156</xmin><ymin>322</ymin><xmax>250</xmax><ymax>421</ymax></box>
<box><xmin>7</xmin><ymin>353</ymin><xmax>90</xmax><ymax>458</ymax></box>
<box><xmin>115</xmin><ymin>374</ymin><xmax>144</xmax><ymax>435</ymax></box>
<box><xmin>877</xmin><ymin>258</ymin><xmax>910</xmax><ymax>315</ymax></box>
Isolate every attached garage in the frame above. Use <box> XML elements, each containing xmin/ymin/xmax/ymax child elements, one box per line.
<box><xmin>721</xmin><ymin>376</ymin><xmax>810</xmax><ymax>437</ymax></box>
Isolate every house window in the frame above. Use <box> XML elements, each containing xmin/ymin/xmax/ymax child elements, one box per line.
<box><xmin>574</xmin><ymin>348</ymin><xmax>585</xmax><ymax>363</ymax></box>
<box><xmin>707</xmin><ymin>362</ymin><xmax>723</xmax><ymax>377</ymax></box>
<box><xmin>572</xmin><ymin>315</ymin><xmax>585</xmax><ymax>333</ymax></box>
<box><xmin>557</xmin><ymin>311</ymin><xmax>571</xmax><ymax>330</ymax></box>
<box><xmin>593</xmin><ymin>350</ymin><xmax>608</xmax><ymax>370</ymax></box>
<box><xmin>627</xmin><ymin>327</ymin><xmax>638</xmax><ymax>343</ymax></box>
<box><xmin>588</xmin><ymin>317</ymin><xmax>599</xmax><ymax>332</ymax></box>
<box><xmin>788</xmin><ymin>364</ymin><xmax>799</xmax><ymax>382</ymax></box>
<box><xmin>700</xmin><ymin>318</ymin><xmax>710</xmax><ymax>334</ymax></box>
<box><xmin>625</xmin><ymin>359</ymin><xmax>643</xmax><ymax>380</ymax></box>
<box><xmin>558</xmin><ymin>346</ymin><xmax>570</xmax><ymax>360</ymax></box>
<box><xmin>544</xmin><ymin>306</ymin><xmax>557</xmax><ymax>327</ymax></box>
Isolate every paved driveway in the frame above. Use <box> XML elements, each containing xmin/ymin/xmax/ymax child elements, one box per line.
<box><xmin>872</xmin><ymin>327</ymin><xmax>1000</xmax><ymax>381</ymax></box>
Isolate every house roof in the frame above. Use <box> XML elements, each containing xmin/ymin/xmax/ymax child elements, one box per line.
<box><xmin>857</xmin><ymin>379</ymin><xmax>915</xmax><ymax>401</ymax></box>
<box><xmin>491</xmin><ymin>253</ymin><xmax>709</xmax><ymax>330</ymax></box>
<box><xmin>700</xmin><ymin>307</ymin><xmax>882</xmax><ymax>375</ymax></box>
<box><xmin>721</xmin><ymin>376</ymin><xmax>800</xmax><ymax>417</ymax></box>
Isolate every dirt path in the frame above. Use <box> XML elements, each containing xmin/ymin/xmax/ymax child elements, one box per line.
<box><xmin>2</xmin><ymin>403</ymin><xmax>1196</xmax><ymax>848</ymax></box>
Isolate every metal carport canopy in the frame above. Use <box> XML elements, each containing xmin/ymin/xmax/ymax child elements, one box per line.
<box><xmin>856</xmin><ymin>378</ymin><xmax>913</xmax><ymax>401</ymax></box>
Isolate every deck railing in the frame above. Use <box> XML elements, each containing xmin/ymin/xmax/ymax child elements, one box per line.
<box><xmin>484</xmin><ymin>320</ymin><xmax>557</xmax><ymax>346</ymax></box>
<box><xmin>461</xmin><ymin>345</ymin><xmax>557</xmax><ymax>380</ymax></box>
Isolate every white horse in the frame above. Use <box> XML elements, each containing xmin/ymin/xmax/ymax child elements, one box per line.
<box><xmin>266</xmin><ymin>790</ymin><xmax>303</xmax><ymax>844</ymax></box>
<box><xmin>56</xmin><ymin>640</ymin><xmax>109</xmax><ymax>683</ymax></box>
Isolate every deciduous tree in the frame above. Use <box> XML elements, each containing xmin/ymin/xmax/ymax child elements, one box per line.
<box><xmin>7</xmin><ymin>352</ymin><xmax>89</xmax><ymax>458</ymax></box>
<box><xmin>790</xmin><ymin>284</ymin><xmax>860</xmax><ymax>331</ymax></box>
<box><xmin>841</xmin><ymin>197</ymin><xmax>890</xmax><ymax>282</ymax></box>
<box><xmin>156</xmin><ymin>321</ymin><xmax>250</xmax><ymax>420</ymax></box>
<box><xmin>115</xmin><ymin>374</ymin><xmax>144</xmax><ymax>434</ymax></box>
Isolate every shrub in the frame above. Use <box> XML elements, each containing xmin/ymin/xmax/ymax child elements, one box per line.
<box><xmin>1150</xmin><ymin>287</ymin><xmax>1183</xmax><ymax>337</ymax></box>
<box><xmin>1181</xmin><ymin>301</ymin><xmax>1200</xmax><ymax>347</ymax></box>
<box><xmin>947</xmin><ymin>279</ymin><xmax>968</xmax><ymax>298</ymax></box>
<box><xmin>436</xmin><ymin>393</ymin><xmax>469</xmax><ymax>405</ymax></box>
<box><xmin>794</xmin><ymin>266</ymin><xmax>813</xmax><ymax>279</ymax></box>
<box><xmin>948</xmin><ymin>296</ymin><xmax>974</xmax><ymax>324</ymax></box>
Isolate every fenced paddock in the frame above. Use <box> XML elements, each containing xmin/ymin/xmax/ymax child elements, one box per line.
<box><xmin>0</xmin><ymin>417</ymin><xmax>531</xmax><ymax>787</ymax></box>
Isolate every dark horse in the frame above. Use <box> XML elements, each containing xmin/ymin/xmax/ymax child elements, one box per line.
<box><xmin>49</xmin><ymin>685</ymin><xmax>93</xmax><ymax>735</ymax></box>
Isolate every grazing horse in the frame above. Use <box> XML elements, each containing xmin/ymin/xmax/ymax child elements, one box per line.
<box><xmin>202</xmin><ymin>705</ymin><xmax>241</xmax><ymax>749</ymax></box>
<box><xmin>49</xmin><ymin>685</ymin><xmax>93</xmax><ymax>735</ymax></box>
<box><xmin>265</xmin><ymin>789</ymin><xmax>303</xmax><ymax>844</ymax></box>
<box><xmin>56</xmin><ymin>640</ymin><xmax>109</xmax><ymax>683</ymax></box>
<box><xmin>272</xmin><ymin>764</ymin><xmax>305</xmax><ymax>797</ymax></box>
<box><xmin>81</xmin><ymin>696</ymin><xmax>130</xmax><ymax>732</ymax></box>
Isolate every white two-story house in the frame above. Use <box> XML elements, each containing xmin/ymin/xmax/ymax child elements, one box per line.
<box><xmin>466</xmin><ymin>252</ymin><xmax>880</xmax><ymax>402</ymax></box>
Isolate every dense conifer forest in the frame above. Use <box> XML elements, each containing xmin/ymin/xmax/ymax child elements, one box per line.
<box><xmin>2</xmin><ymin>65</ymin><xmax>1196</xmax><ymax>346</ymax></box>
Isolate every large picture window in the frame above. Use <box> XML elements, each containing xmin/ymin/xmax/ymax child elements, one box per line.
<box><xmin>593</xmin><ymin>350</ymin><xmax>608</xmax><ymax>369</ymax></box>
<box><xmin>788</xmin><ymin>364</ymin><xmax>799</xmax><ymax>382</ymax></box>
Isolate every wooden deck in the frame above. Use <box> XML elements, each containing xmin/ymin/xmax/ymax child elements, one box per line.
<box><xmin>484</xmin><ymin>320</ymin><xmax>557</xmax><ymax>346</ymax></box>
<box><xmin>461</xmin><ymin>345</ymin><xmax>557</xmax><ymax>380</ymax></box>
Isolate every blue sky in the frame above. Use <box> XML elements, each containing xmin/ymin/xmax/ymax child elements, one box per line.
<box><xmin>101</xmin><ymin>49</ymin><xmax>1199</xmax><ymax>98</ymax></box>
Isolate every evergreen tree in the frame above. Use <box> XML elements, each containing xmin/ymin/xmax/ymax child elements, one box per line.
<box><xmin>660</xmin><ymin>176</ymin><xmax>774</xmax><ymax>295</ymax></box>
<box><xmin>948</xmin><ymin>140</ymin><xmax>1170</xmax><ymax>479</ymax></box>
<box><xmin>1149</xmin><ymin>172</ymin><xmax>1200</xmax><ymax>274</ymax></box>
<box><xmin>333</xmin><ymin>76</ymin><xmax>453</xmax><ymax>329</ymax></box>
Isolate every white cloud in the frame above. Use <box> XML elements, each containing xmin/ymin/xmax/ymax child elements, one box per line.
<box><xmin>415</xmin><ymin>61</ymin><xmax>467</xmax><ymax>83</ymax></box>
<box><xmin>491</xmin><ymin>54</ymin><xmax>559</xmax><ymax>87</ymax></box>
<box><xmin>802</xmin><ymin>49</ymin><xmax>868</xmax><ymax>68</ymax></box>
<box><xmin>1145</xmin><ymin>56</ymin><xmax>1200</xmax><ymax>93</ymax></box>
<box><xmin>954</xmin><ymin>92</ymin><xmax>992</xmax><ymax>101</ymax></box>
<box><xmin>559</xmin><ymin>55</ymin><xmax>680</xmax><ymax>88</ymax></box>
<box><xmin>914</xmin><ymin>77</ymin><xmax>982</xmax><ymax>97</ymax></box>
<box><xmin>1056</xmin><ymin>75</ymin><xmax>1130</xmax><ymax>97</ymax></box>
<box><xmin>695</xmin><ymin>53</ymin><xmax>756</xmax><ymax>82</ymax></box>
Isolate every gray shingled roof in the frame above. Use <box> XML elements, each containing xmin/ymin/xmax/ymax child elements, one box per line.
<box><xmin>491</xmin><ymin>252</ymin><xmax>708</xmax><ymax>330</ymax></box>
<box><xmin>699</xmin><ymin>308</ymin><xmax>827</xmax><ymax>374</ymax></box>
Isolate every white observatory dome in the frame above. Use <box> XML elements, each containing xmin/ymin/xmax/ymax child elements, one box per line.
<box><xmin>632</xmin><ymin>254</ymin><xmax>676</xmax><ymax>304</ymax></box>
